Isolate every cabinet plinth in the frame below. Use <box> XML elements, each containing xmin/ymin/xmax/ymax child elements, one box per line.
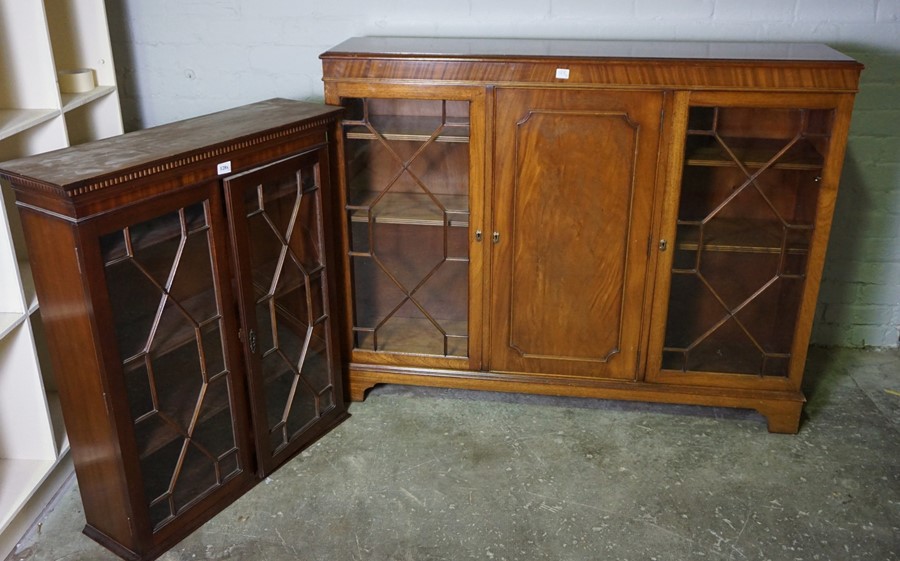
<box><xmin>321</xmin><ymin>36</ymin><xmax>862</xmax><ymax>434</ymax></box>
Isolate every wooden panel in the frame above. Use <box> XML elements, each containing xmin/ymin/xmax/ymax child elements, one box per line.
<box><xmin>15</xmin><ymin>207</ymin><xmax>140</xmax><ymax>551</ymax></box>
<box><xmin>322</xmin><ymin>59</ymin><xmax>862</xmax><ymax>93</ymax></box>
<box><xmin>491</xmin><ymin>88</ymin><xmax>664</xmax><ymax>379</ymax></box>
<box><xmin>510</xmin><ymin>111</ymin><xmax>634</xmax><ymax>361</ymax></box>
<box><xmin>321</xmin><ymin>37</ymin><xmax>862</xmax><ymax>92</ymax></box>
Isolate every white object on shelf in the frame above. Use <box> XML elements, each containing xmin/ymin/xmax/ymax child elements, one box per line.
<box><xmin>58</xmin><ymin>68</ymin><xmax>95</xmax><ymax>93</ymax></box>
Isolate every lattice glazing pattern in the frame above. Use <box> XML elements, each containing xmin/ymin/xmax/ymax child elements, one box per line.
<box><xmin>344</xmin><ymin>98</ymin><xmax>470</xmax><ymax>357</ymax></box>
<box><xmin>663</xmin><ymin>106</ymin><xmax>833</xmax><ymax>376</ymax></box>
<box><xmin>245</xmin><ymin>163</ymin><xmax>336</xmax><ymax>455</ymax></box>
<box><xmin>101</xmin><ymin>202</ymin><xmax>240</xmax><ymax>530</ymax></box>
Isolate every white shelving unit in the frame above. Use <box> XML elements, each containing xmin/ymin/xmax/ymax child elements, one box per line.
<box><xmin>0</xmin><ymin>0</ymin><xmax>123</xmax><ymax>556</ymax></box>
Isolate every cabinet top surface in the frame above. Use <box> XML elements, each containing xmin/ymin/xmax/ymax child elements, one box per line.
<box><xmin>0</xmin><ymin>99</ymin><xmax>340</xmax><ymax>190</ymax></box>
<box><xmin>322</xmin><ymin>36</ymin><xmax>858</xmax><ymax>64</ymax></box>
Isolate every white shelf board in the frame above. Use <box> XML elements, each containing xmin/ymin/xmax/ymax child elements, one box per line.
<box><xmin>0</xmin><ymin>312</ymin><xmax>27</xmax><ymax>341</ymax></box>
<box><xmin>0</xmin><ymin>453</ymin><xmax>72</xmax><ymax>559</ymax></box>
<box><xmin>0</xmin><ymin>109</ymin><xmax>61</xmax><ymax>142</ymax></box>
<box><xmin>0</xmin><ymin>458</ymin><xmax>55</xmax><ymax>533</ymax></box>
<box><xmin>60</xmin><ymin>85</ymin><xmax>117</xmax><ymax>113</ymax></box>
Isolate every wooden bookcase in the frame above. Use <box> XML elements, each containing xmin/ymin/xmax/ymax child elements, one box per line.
<box><xmin>0</xmin><ymin>99</ymin><xmax>348</xmax><ymax>561</ymax></box>
<box><xmin>0</xmin><ymin>0</ymin><xmax>122</xmax><ymax>555</ymax></box>
<box><xmin>320</xmin><ymin>37</ymin><xmax>863</xmax><ymax>434</ymax></box>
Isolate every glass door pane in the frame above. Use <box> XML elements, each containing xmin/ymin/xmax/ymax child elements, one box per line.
<box><xmin>225</xmin><ymin>151</ymin><xmax>345</xmax><ymax>473</ymax></box>
<box><xmin>100</xmin><ymin>198</ymin><xmax>245</xmax><ymax>531</ymax></box>
<box><xmin>342</xmin><ymin>98</ymin><xmax>470</xmax><ymax>357</ymax></box>
<box><xmin>663</xmin><ymin>105</ymin><xmax>833</xmax><ymax>377</ymax></box>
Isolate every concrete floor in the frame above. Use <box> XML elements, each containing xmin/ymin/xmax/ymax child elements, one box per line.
<box><xmin>6</xmin><ymin>346</ymin><xmax>899</xmax><ymax>561</ymax></box>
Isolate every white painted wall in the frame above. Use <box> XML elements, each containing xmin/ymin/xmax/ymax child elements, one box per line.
<box><xmin>105</xmin><ymin>0</ymin><xmax>899</xmax><ymax>347</ymax></box>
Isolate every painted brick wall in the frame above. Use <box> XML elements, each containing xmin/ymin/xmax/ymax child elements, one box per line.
<box><xmin>105</xmin><ymin>0</ymin><xmax>900</xmax><ymax>347</ymax></box>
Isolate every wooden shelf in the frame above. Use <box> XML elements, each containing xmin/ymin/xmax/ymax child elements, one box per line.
<box><xmin>250</xmin><ymin>260</ymin><xmax>325</xmax><ymax>303</ymax></box>
<box><xmin>675</xmin><ymin>218</ymin><xmax>810</xmax><ymax>255</ymax></box>
<box><xmin>345</xmin><ymin>115</ymin><xmax>469</xmax><ymax>143</ymax></box>
<box><xmin>684</xmin><ymin>137</ymin><xmax>825</xmax><ymax>170</ymax></box>
<box><xmin>0</xmin><ymin>108</ymin><xmax>61</xmax><ymax>142</ymax></box>
<box><xmin>114</xmin><ymin>286</ymin><xmax>221</xmax><ymax>374</ymax></box>
<box><xmin>140</xmin><ymin>407</ymin><xmax>240</xmax><ymax>531</ymax></box>
<box><xmin>348</xmin><ymin>191</ymin><xmax>469</xmax><ymax>227</ymax></box>
<box><xmin>354</xmin><ymin>316</ymin><xmax>468</xmax><ymax>357</ymax></box>
<box><xmin>135</xmin><ymin>386</ymin><xmax>233</xmax><ymax>461</ymax></box>
<box><xmin>60</xmin><ymin>85</ymin><xmax>117</xmax><ymax>113</ymax></box>
<box><xmin>662</xmin><ymin>344</ymin><xmax>791</xmax><ymax>378</ymax></box>
<box><xmin>102</xmin><ymin>206</ymin><xmax>207</xmax><ymax>266</ymax></box>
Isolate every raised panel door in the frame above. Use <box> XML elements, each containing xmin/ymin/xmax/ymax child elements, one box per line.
<box><xmin>490</xmin><ymin>88</ymin><xmax>664</xmax><ymax>378</ymax></box>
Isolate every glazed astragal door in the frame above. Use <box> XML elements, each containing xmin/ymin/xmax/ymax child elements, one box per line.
<box><xmin>339</xmin><ymin>96</ymin><xmax>476</xmax><ymax>367</ymax></box>
<box><xmin>96</xmin><ymin>184</ymin><xmax>254</xmax><ymax>534</ymax></box>
<box><xmin>225</xmin><ymin>149</ymin><xmax>347</xmax><ymax>475</ymax></box>
<box><xmin>651</xmin><ymin>94</ymin><xmax>839</xmax><ymax>388</ymax></box>
<box><xmin>490</xmin><ymin>88</ymin><xmax>664</xmax><ymax>378</ymax></box>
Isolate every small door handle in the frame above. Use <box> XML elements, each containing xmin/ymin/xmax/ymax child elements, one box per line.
<box><xmin>475</xmin><ymin>230</ymin><xmax>483</xmax><ymax>242</ymax></box>
<box><xmin>492</xmin><ymin>232</ymin><xmax>500</xmax><ymax>244</ymax></box>
<box><xmin>659</xmin><ymin>239</ymin><xmax>668</xmax><ymax>252</ymax></box>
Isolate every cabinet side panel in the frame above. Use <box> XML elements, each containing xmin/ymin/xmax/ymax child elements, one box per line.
<box><xmin>17</xmin><ymin>206</ymin><xmax>138</xmax><ymax>550</ymax></box>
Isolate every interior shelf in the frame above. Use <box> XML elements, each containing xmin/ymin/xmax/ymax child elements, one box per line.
<box><xmin>116</xmin><ymin>288</ymin><xmax>221</xmax><ymax>369</ymax></box>
<box><xmin>251</xmin><ymin>264</ymin><xmax>325</xmax><ymax>305</ymax></box>
<box><xmin>662</xmin><ymin>344</ymin><xmax>792</xmax><ymax>378</ymax></box>
<box><xmin>345</xmin><ymin>115</ymin><xmax>470</xmax><ymax>143</ymax></box>
<box><xmin>60</xmin><ymin>85</ymin><xmax>117</xmax><ymax>113</ymax></box>
<box><xmin>101</xmin><ymin>207</ymin><xmax>207</xmax><ymax>267</ymax></box>
<box><xmin>684</xmin><ymin>137</ymin><xmax>825</xmax><ymax>170</ymax></box>
<box><xmin>0</xmin><ymin>458</ymin><xmax>56</xmax><ymax>530</ymax></box>
<box><xmin>0</xmin><ymin>109</ymin><xmax>61</xmax><ymax>142</ymax></box>
<box><xmin>354</xmin><ymin>316</ymin><xmax>468</xmax><ymax>357</ymax></box>
<box><xmin>348</xmin><ymin>191</ymin><xmax>469</xmax><ymax>227</ymax></box>
<box><xmin>134</xmin><ymin>386</ymin><xmax>233</xmax><ymax>462</ymax></box>
<box><xmin>675</xmin><ymin>218</ymin><xmax>811</xmax><ymax>255</ymax></box>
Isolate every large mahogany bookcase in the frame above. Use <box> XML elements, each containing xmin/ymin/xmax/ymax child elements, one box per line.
<box><xmin>320</xmin><ymin>37</ymin><xmax>862</xmax><ymax>434</ymax></box>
